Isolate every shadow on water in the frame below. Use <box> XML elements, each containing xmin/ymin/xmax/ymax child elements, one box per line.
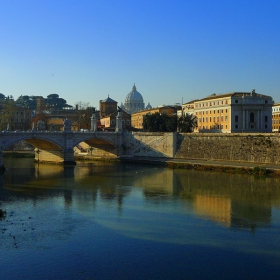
<box><xmin>1</xmin><ymin>158</ymin><xmax>280</xmax><ymax>232</ymax></box>
<box><xmin>1</xmin><ymin>159</ymin><xmax>280</xmax><ymax>280</ymax></box>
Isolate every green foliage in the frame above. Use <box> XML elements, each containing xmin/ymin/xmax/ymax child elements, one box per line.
<box><xmin>177</xmin><ymin>113</ymin><xmax>197</xmax><ymax>132</ymax></box>
<box><xmin>143</xmin><ymin>112</ymin><xmax>177</xmax><ymax>132</ymax></box>
<box><xmin>142</xmin><ymin>112</ymin><xmax>197</xmax><ymax>132</ymax></box>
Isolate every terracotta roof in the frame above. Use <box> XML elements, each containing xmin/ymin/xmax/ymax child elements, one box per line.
<box><xmin>195</xmin><ymin>92</ymin><xmax>271</xmax><ymax>102</ymax></box>
<box><xmin>101</xmin><ymin>96</ymin><xmax>117</xmax><ymax>103</ymax></box>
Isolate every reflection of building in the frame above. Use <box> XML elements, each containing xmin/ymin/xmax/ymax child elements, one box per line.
<box><xmin>194</xmin><ymin>195</ymin><xmax>232</xmax><ymax>227</ymax></box>
<box><xmin>193</xmin><ymin>194</ymin><xmax>272</xmax><ymax>231</ymax></box>
<box><xmin>131</xmin><ymin>105</ymin><xmax>180</xmax><ymax>130</ymax></box>
<box><xmin>272</xmin><ymin>102</ymin><xmax>280</xmax><ymax>132</ymax></box>
<box><xmin>182</xmin><ymin>90</ymin><xmax>273</xmax><ymax>133</ymax></box>
<box><xmin>230</xmin><ymin>201</ymin><xmax>271</xmax><ymax>231</ymax></box>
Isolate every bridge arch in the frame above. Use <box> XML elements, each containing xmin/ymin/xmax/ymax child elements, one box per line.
<box><xmin>2</xmin><ymin>135</ymin><xmax>63</xmax><ymax>151</ymax></box>
<box><xmin>72</xmin><ymin>134</ymin><xmax>120</xmax><ymax>158</ymax></box>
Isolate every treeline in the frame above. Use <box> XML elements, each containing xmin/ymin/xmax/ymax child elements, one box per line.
<box><xmin>0</xmin><ymin>93</ymin><xmax>73</xmax><ymax>110</ymax></box>
<box><xmin>143</xmin><ymin>112</ymin><xmax>197</xmax><ymax>132</ymax></box>
<box><xmin>0</xmin><ymin>92</ymin><xmax>93</xmax><ymax>131</ymax></box>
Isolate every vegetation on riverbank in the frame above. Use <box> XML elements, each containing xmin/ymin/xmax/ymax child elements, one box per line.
<box><xmin>166</xmin><ymin>161</ymin><xmax>280</xmax><ymax>177</ymax></box>
<box><xmin>3</xmin><ymin>152</ymin><xmax>34</xmax><ymax>158</ymax></box>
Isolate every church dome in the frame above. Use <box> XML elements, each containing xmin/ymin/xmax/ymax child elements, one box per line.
<box><xmin>146</xmin><ymin>102</ymin><xmax>152</xmax><ymax>110</ymax></box>
<box><xmin>125</xmin><ymin>84</ymin><xmax>144</xmax><ymax>104</ymax></box>
<box><xmin>124</xmin><ymin>84</ymin><xmax>145</xmax><ymax>114</ymax></box>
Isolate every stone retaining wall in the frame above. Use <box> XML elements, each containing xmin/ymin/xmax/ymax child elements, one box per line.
<box><xmin>175</xmin><ymin>133</ymin><xmax>280</xmax><ymax>164</ymax></box>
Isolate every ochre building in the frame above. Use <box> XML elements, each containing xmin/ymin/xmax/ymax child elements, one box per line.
<box><xmin>182</xmin><ymin>90</ymin><xmax>273</xmax><ymax>133</ymax></box>
<box><xmin>272</xmin><ymin>102</ymin><xmax>280</xmax><ymax>132</ymax></box>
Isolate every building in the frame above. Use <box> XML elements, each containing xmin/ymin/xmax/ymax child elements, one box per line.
<box><xmin>100</xmin><ymin>108</ymin><xmax>131</xmax><ymax>131</ymax></box>
<box><xmin>272</xmin><ymin>102</ymin><xmax>280</xmax><ymax>132</ymax></box>
<box><xmin>13</xmin><ymin>107</ymin><xmax>33</xmax><ymax>130</ymax></box>
<box><xmin>182</xmin><ymin>90</ymin><xmax>273</xmax><ymax>133</ymax></box>
<box><xmin>122</xmin><ymin>84</ymin><xmax>145</xmax><ymax>114</ymax></box>
<box><xmin>100</xmin><ymin>96</ymin><xmax>118</xmax><ymax>118</ymax></box>
<box><xmin>131</xmin><ymin>106</ymin><xmax>180</xmax><ymax>130</ymax></box>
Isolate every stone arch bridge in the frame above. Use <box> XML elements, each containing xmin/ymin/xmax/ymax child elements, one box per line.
<box><xmin>0</xmin><ymin>131</ymin><xmax>123</xmax><ymax>168</ymax></box>
<box><xmin>0</xmin><ymin>130</ymin><xmax>177</xmax><ymax>170</ymax></box>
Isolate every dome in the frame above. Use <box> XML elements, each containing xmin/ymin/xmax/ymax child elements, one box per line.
<box><xmin>146</xmin><ymin>102</ymin><xmax>152</xmax><ymax>110</ymax></box>
<box><xmin>123</xmin><ymin>84</ymin><xmax>145</xmax><ymax>114</ymax></box>
<box><xmin>125</xmin><ymin>84</ymin><xmax>144</xmax><ymax>104</ymax></box>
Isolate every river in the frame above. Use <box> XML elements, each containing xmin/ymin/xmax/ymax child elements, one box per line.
<box><xmin>1</xmin><ymin>158</ymin><xmax>280</xmax><ymax>279</ymax></box>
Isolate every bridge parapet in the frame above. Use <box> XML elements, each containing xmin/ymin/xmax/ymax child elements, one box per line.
<box><xmin>0</xmin><ymin>130</ymin><xmax>125</xmax><ymax>167</ymax></box>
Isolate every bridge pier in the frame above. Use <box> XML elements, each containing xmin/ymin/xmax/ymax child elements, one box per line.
<box><xmin>63</xmin><ymin>148</ymin><xmax>76</xmax><ymax>165</ymax></box>
<box><xmin>34</xmin><ymin>148</ymin><xmax>76</xmax><ymax>165</ymax></box>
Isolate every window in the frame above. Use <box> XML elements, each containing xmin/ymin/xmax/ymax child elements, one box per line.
<box><xmin>265</xmin><ymin>124</ymin><xmax>268</xmax><ymax>129</ymax></box>
<box><xmin>250</xmin><ymin>112</ymin><xmax>254</xmax><ymax>122</ymax></box>
<box><xmin>235</xmin><ymin>116</ymin><xmax>238</xmax><ymax>122</ymax></box>
<box><xmin>265</xmin><ymin>116</ymin><xmax>268</xmax><ymax>122</ymax></box>
<box><xmin>235</xmin><ymin>124</ymin><xmax>238</xmax><ymax>129</ymax></box>
<box><xmin>265</xmin><ymin>100</ymin><xmax>268</xmax><ymax>104</ymax></box>
<box><xmin>235</xmin><ymin>100</ymin><xmax>238</xmax><ymax>103</ymax></box>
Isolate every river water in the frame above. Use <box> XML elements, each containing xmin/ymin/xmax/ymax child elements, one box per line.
<box><xmin>1</xmin><ymin>158</ymin><xmax>280</xmax><ymax>280</ymax></box>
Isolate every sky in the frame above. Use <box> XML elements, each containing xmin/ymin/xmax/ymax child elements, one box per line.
<box><xmin>1</xmin><ymin>0</ymin><xmax>280</xmax><ymax>109</ymax></box>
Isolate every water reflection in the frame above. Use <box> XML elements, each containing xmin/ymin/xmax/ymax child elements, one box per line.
<box><xmin>1</xmin><ymin>159</ymin><xmax>280</xmax><ymax>234</ymax></box>
<box><xmin>1</xmin><ymin>159</ymin><xmax>280</xmax><ymax>280</ymax></box>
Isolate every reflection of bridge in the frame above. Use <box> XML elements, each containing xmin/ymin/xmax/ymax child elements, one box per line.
<box><xmin>0</xmin><ymin>130</ymin><xmax>124</xmax><ymax>169</ymax></box>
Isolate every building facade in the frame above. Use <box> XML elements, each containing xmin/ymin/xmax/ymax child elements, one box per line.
<box><xmin>100</xmin><ymin>108</ymin><xmax>131</xmax><ymax>131</ymax></box>
<box><xmin>99</xmin><ymin>96</ymin><xmax>118</xmax><ymax>118</ymax></box>
<box><xmin>182</xmin><ymin>90</ymin><xmax>273</xmax><ymax>133</ymax></box>
<box><xmin>272</xmin><ymin>102</ymin><xmax>280</xmax><ymax>132</ymax></box>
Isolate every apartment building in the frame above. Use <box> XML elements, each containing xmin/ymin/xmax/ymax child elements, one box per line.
<box><xmin>272</xmin><ymin>102</ymin><xmax>280</xmax><ymax>132</ymax></box>
<box><xmin>182</xmin><ymin>90</ymin><xmax>273</xmax><ymax>133</ymax></box>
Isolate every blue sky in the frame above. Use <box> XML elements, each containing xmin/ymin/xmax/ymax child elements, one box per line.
<box><xmin>1</xmin><ymin>0</ymin><xmax>280</xmax><ymax>108</ymax></box>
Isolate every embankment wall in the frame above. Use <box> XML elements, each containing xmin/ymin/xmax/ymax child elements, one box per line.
<box><xmin>175</xmin><ymin>133</ymin><xmax>280</xmax><ymax>164</ymax></box>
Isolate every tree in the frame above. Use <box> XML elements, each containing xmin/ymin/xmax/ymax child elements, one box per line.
<box><xmin>177</xmin><ymin>113</ymin><xmax>197</xmax><ymax>132</ymax></box>
<box><xmin>72</xmin><ymin>101</ymin><xmax>93</xmax><ymax>130</ymax></box>
<box><xmin>143</xmin><ymin>112</ymin><xmax>178</xmax><ymax>132</ymax></box>
<box><xmin>0</xmin><ymin>99</ymin><xmax>17</xmax><ymax>130</ymax></box>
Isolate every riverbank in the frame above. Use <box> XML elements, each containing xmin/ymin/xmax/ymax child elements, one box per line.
<box><xmin>4</xmin><ymin>151</ymin><xmax>280</xmax><ymax>176</ymax></box>
<box><xmin>120</xmin><ymin>156</ymin><xmax>280</xmax><ymax>176</ymax></box>
<box><xmin>3</xmin><ymin>151</ymin><xmax>35</xmax><ymax>158</ymax></box>
<box><xmin>75</xmin><ymin>155</ymin><xmax>280</xmax><ymax>177</ymax></box>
